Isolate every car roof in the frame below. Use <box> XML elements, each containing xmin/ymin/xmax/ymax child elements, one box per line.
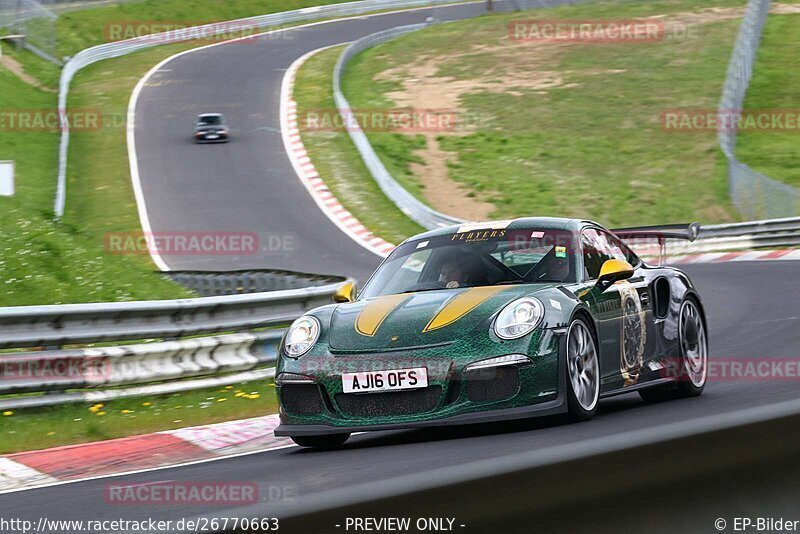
<box><xmin>402</xmin><ymin>217</ymin><xmax>603</xmax><ymax>244</ymax></box>
<box><xmin>197</xmin><ymin>113</ymin><xmax>224</xmax><ymax>118</ymax></box>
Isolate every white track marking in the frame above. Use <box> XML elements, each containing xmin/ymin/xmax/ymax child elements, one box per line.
<box><xmin>0</xmin><ymin>459</ymin><xmax>58</xmax><ymax>493</ymax></box>
<box><xmin>166</xmin><ymin>414</ymin><xmax>292</xmax><ymax>453</ymax></box>
<box><xmin>0</xmin><ymin>443</ymin><xmax>298</xmax><ymax>496</ymax></box>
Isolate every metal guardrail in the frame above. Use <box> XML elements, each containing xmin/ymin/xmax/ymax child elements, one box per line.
<box><xmin>718</xmin><ymin>0</ymin><xmax>800</xmax><ymax>219</ymax></box>
<box><xmin>623</xmin><ymin>218</ymin><xmax>800</xmax><ymax>259</ymax></box>
<box><xmin>663</xmin><ymin>217</ymin><xmax>800</xmax><ymax>255</ymax></box>
<box><xmin>333</xmin><ymin>24</ymin><xmax>465</xmax><ymax>230</ymax></box>
<box><xmin>0</xmin><ymin>280</ymin><xmax>342</xmax><ymax>349</ymax></box>
<box><xmin>53</xmin><ymin>0</ymin><xmax>472</xmax><ymax>218</ymax></box>
<box><xmin>0</xmin><ymin>280</ymin><xmax>347</xmax><ymax>408</ymax></box>
<box><xmin>168</xmin><ymin>270</ymin><xmax>344</xmax><ymax>297</ymax></box>
<box><xmin>0</xmin><ymin>331</ymin><xmax>283</xmax><ymax>410</ymax></box>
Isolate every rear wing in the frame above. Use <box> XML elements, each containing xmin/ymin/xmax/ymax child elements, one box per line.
<box><xmin>610</xmin><ymin>222</ymin><xmax>701</xmax><ymax>265</ymax></box>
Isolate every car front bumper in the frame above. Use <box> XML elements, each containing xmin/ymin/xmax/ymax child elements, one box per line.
<box><xmin>274</xmin><ymin>330</ymin><xmax>563</xmax><ymax>437</ymax></box>
<box><xmin>195</xmin><ymin>133</ymin><xmax>228</xmax><ymax>142</ymax></box>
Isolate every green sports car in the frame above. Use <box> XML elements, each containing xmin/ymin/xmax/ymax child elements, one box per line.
<box><xmin>274</xmin><ymin>218</ymin><xmax>708</xmax><ymax>448</ymax></box>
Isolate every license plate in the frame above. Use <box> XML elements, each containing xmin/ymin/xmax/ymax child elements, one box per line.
<box><xmin>342</xmin><ymin>367</ymin><xmax>428</xmax><ymax>394</ymax></box>
<box><xmin>206</xmin><ymin>134</ymin><xmax>219</xmax><ymax>139</ymax></box>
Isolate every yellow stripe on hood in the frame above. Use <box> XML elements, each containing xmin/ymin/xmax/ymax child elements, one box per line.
<box><xmin>423</xmin><ymin>286</ymin><xmax>509</xmax><ymax>332</ymax></box>
<box><xmin>355</xmin><ymin>294</ymin><xmax>410</xmax><ymax>337</ymax></box>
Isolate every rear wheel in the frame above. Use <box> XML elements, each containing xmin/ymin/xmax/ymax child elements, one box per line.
<box><xmin>291</xmin><ymin>433</ymin><xmax>350</xmax><ymax>449</ymax></box>
<box><xmin>565</xmin><ymin>317</ymin><xmax>600</xmax><ymax>421</ymax></box>
<box><xmin>640</xmin><ymin>297</ymin><xmax>707</xmax><ymax>402</ymax></box>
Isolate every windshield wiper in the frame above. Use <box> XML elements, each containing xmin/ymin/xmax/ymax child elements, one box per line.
<box><xmin>400</xmin><ymin>287</ymin><xmax>446</xmax><ymax>294</ymax></box>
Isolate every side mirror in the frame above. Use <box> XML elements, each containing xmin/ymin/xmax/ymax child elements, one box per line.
<box><xmin>596</xmin><ymin>259</ymin><xmax>634</xmax><ymax>291</ymax></box>
<box><xmin>333</xmin><ymin>281</ymin><xmax>357</xmax><ymax>303</ymax></box>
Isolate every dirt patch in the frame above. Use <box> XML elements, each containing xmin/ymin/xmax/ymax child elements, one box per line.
<box><xmin>409</xmin><ymin>133</ymin><xmax>494</xmax><ymax>221</ymax></box>
<box><xmin>771</xmin><ymin>3</ymin><xmax>800</xmax><ymax>14</ymax></box>
<box><xmin>0</xmin><ymin>55</ymin><xmax>56</xmax><ymax>92</ymax></box>
<box><xmin>379</xmin><ymin>51</ymin><xmax>569</xmax><ymax>111</ymax></box>
<box><xmin>371</xmin><ymin>5</ymin><xmax>799</xmax><ymax>219</ymax></box>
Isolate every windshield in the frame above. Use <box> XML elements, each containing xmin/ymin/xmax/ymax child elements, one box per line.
<box><xmin>360</xmin><ymin>227</ymin><xmax>578</xmax><ymax>299</ymax></box>
<box><xmin>198</xmin><ymin>115</ymin><xmax>223</xmax><ymax>125</ymax></box>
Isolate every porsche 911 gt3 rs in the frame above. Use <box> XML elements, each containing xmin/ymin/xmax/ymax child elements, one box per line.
<box><xmin>274</xmin><ymin>218</ymin><xmax>708</xmax><ymax>448</ymax></box>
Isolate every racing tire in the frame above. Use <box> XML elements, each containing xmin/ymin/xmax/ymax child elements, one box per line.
<box><xmin>640</xmin><ymin>297</ymin><xmax>708</xmax><ymax>403</ymax></box>
<box><xmin>565</xmin><ymin>317</ymin><xmax>600</xmax><ymax>421</ymax></box>
<box><xmin>290</xmin><ymin>433</ymin><xmax>351</xmax><ymax>449</ymax></box>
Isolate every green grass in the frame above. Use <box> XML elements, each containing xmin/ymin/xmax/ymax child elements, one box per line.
<box><xmin>0</xmin><ymin>379</ymin><xmax>277</xmax><ymax>454</ymax></box>
<box><xmin>0</xmin><ymin>53</ymin><xmax>193</xmax><ymax>306</ymax></box>
<box><xmin>340</xmin><ymin>0</ymin><xmax>756</xmax><ymax>228</ymax></box>
<box><xmin>54</xmin><ymin>0</ymin><xmax>360</xmax><ymax>59</ymax></box>
<box><xmin>293</xmin><ymin>46</ymin><xmax>426</xmax><ymax>244</ymax></box>
<box><xmin>736</xmin><ymin>13</ymin><xmax>800</xmax><ymax>188</ymax></box>
<box><xmin>3</xmin><ymin>0</ymin><xmax>363</xmax><ymax>85</ymax></box>
<box><xmin>0</xmin><ymin>0</ymin><xmax>371</xmax><ymax>306</ymax></box>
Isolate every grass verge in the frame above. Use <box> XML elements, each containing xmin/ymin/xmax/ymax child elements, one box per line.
<box><xmin>735</xmin><ymin>13</ymin><xmax>800</xmax><ymax>188</ymax></box>
<box><xmin>0</xmin><ymin>0</ymin><xmax>367</xmax><ymax>305</ymax></box>
<box><xmin>0</xmin><ymin>48</ymin><xmax>193</xmax><ymax>306</ymax></box>
<box><xmin>54</xmin><ymin>0</ymin><xmax>360</xmax><ymax>59</ymax></box>
<box><xmin>339</xmin><ymin>0</ymin><xmax>756</xmax><ymax>228</ymax></box>
<box><xmin>0</xmin><ymin>379</ymin><xmax>277</xmax><ymax>454</ymax></box>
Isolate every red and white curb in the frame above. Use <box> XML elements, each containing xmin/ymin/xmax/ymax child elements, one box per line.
<box><xmin>0</xmin><ymin>414</ymin><xmax>291</xmax><ymax>494</ymax></box>
<box><xmin>280</xmin><ymin>47</ymin><xmax>396</xmax><ymax>259</ymax></box>
<box><xmin>669</xmin><ymin>248</ymin><xmax>800</xmax><ymax>264</ymax></box>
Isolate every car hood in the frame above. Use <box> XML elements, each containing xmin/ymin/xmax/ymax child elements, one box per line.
<box><xmin>328</xmin><ymin>285</ymin><xmax>553</xmax><ymax>352</ymax></box>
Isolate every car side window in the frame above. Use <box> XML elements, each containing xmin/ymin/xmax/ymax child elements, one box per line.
<box><xmin>601</xmin><ymin>230</ymin><xmax>641</xmax><ymax>267</ymax></box>
<box><xmin>581</xmin><ymin>229</ymin><xmax>614</xmax><ymax>280</ymax></box>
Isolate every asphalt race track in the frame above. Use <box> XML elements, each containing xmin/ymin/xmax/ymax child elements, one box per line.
<box><xmin>132</xmin><ymin>1</ymin><xmax>508</xmax><ymax>282</ymax></box>
<box><xmin>2</xmin><ymin>1</ymin><xmax>799</xmax><ymax>529</ymax></box>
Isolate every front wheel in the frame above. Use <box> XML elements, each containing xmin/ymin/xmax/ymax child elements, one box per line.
<box><xmin>291</xmin><ymin>433</ymin><xmax>350</xmax><ymax>449</ymax></box>
<box><xmin>565</xmin><ymin>317</ymin><xmax>600</xmax><ymax>421</ymax></box>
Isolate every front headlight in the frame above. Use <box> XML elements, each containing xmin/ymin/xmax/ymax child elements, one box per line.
<box><xmin>494</xmin><ymin>298</ymin><xmax>544</xmax><ymax>340</ymax></box>
<box><xmin>284</xmin><ymin>315</ymin><xmax>320</xmax><ymax>357</ymax></box>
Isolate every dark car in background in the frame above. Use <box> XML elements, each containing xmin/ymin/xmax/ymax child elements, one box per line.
<box><xmin>193</xmin><ymin>113</ymin><xmax>229</xmax><ymax>143</ymax></box>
